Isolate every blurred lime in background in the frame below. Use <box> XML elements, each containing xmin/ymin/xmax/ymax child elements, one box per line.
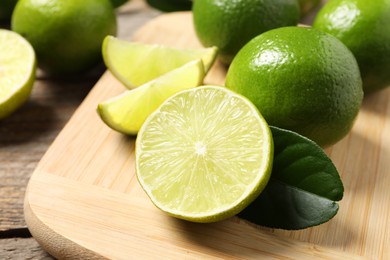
<box><xmin>11</xmin><ymin>0</ymin><xmax>117</xmax><ymax>76</ymax></box>
<box><xmin>313</xmin><ymin>0</ymin><xmax>390</xmax><ymax>94</ymax></box>
<box><xmin>193</xmin><ymin>0</ymin><xmax>300</xmax><ymax>64</ymax></box>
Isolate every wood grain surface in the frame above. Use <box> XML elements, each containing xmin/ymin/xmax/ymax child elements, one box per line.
<box><xmin>0</xmin><ymin>1</ymin><xmax>160</xmax><ymax>258</ymax></box>
<box><xmin>23</xmin><ymin>9</ymin><xmax>390</xmax><ymax>260</ymax></box>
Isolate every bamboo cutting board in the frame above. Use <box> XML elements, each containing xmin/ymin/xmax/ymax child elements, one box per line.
<box><xmin>24</xmin><ymin>12</ymin><xmax>390</xmax><ymax>260</ymax></box>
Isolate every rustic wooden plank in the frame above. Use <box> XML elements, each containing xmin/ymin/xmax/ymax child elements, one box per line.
<box><xmin>116</xmin><ymin>0</ymin><xmax>161</xmax><ymax>40</ymax></box>
<box><xmin>0</xmin><ymin>238</ymin><xmax>53</xmax><ymax>260</ymax></box>
<box><xmin>0</xmin><ymin>77</ymin><xmax>98</xmax><ymax>230</ymax></box>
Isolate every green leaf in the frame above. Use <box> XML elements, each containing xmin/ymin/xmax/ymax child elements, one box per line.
<box><xmin>146</xmin><ymin>0</ymin><xmax>192</xmax><ymax>12</ymax></box>
<box><xmin>238</xmin><ymin>126</ymin><xmax>344</xmax><ymax>230</ymax></box>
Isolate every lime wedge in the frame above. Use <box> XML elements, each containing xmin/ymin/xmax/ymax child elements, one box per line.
<box><xmin>0</xmin><ymin>29</ymin><xmax>36</xmax><ymax>120</ymax></box>
<box><xmin>102</xmin><ymin>35</ymin><xmax>217</xmax><ymax>89</ymax></box>
<box><xmin>136</xmin><ymin>86</ymin><xmax>274</xmax><ymax>223</ymax></box>
<box><xmin>98</xmin><ymin>59</ymin><xmax>205</xmax><ymax>135</ymax></box>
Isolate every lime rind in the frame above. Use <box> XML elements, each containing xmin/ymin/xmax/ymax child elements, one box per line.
<box><xmin>0</xmin><ymin>29</ymin><xmax>36</xmax><ymax>119</ymax></box>
<box><xmin>97</xmin><ymin>59</ymin><xmax>205</xmax><ymax>135</ymax></box>
<box><xmin>102</xmin><ymin>35</ymin><xmax>217</xmax><ymax>89</ymax></box>
<box><xmin>136</xmin><ymin>86</ymin><xmax>274</xmax><ymax>223</ymax></box>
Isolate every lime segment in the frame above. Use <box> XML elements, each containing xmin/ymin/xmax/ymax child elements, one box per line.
<box><xmin>0</xmin><ymin>29</ymin><xmax>36</xmax><ymax>120</ymax></box>
<box><xmin>102</xmin><ymin>36</ymin><xmax>217</xmax><ymax>89</ymax></box>
<box><xmin>136</xmin><ymin>86</ymin><xmax>274</xmax><ymax>223</ymax></box>
<box><xmin>98</xmin><ymin>59</ymin><xmax>205</xmax><ymax>135</ymax></box>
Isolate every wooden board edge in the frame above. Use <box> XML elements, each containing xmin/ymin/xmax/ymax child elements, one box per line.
<box><xmin>22</xmin><ymin>71</ymin><xmax>117</xmax><ymax>259</ymax></box>
<box><xmin>24</xmin><ymin>171</ymin><xmax>370</xmax><ymax>260</ymax></box>
<box><xmin>24</xmin><ymin>176</ymin><xmax>107</xmax><ymax>260</ymax></box>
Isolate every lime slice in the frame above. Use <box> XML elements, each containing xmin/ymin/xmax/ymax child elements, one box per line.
<box><xmin>102</xmin><ymin>35</ymin><xmax>217</xmax><ymax>89</ymax></box>
<box><xmin>136</xmin><ymin>86</ymin><xmax>274</xmax><ymax>223</ymax></box>
<box><xmin>98</xmin><ymin>59</ymin><xmax>205</xmax><ymax>135</ymax></box>
<box><xmin>0</xmin><ymin>29</ymin><xmax>36</xmax><ymax>120</ymax></box>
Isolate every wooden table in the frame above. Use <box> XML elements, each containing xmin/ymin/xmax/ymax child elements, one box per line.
<box><xmin>0</xmin><ymin>1</ymin><xmax>160</xmax><ymax>258</ymax></box>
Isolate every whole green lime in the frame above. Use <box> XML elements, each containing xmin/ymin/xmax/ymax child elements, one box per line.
<box><xmin>0</xmin><ymin>0</ymin><xmax>17</xmax><ymax>20</ymax></box>
<box><xmin>11</xmin><ymin>0</ymin><xmax>117</xmax><ymax>76</ymax></box>
<box><xmin>192</xmin><ymin>0</ymin><xmax>300</xmax><ymax>64</ymax></box>
<box><xmin>313</xmin><ymin>0</ymin><xmax>390</xmax><ymax>94</ymax></box>
<box><xmin>225</xmin><ymin>27</ymin><xmax>363</xmax><ymax>147</ymax></box>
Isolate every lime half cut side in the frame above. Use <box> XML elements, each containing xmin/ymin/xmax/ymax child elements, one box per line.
<box><xmin>0</xmin><ymin>29</ymin><xmax>36</xmax><ymax>120</ymax></box>
<box><xmin>98</xmin><ymin>59</ymin><xmax>205</xmax><ymax>135</ymax></box>
<box><xmin>136</xmin><ymin>86</ymin><xmax>274</xmax><ymax>223</ymax></box>
<box><xmin>102</xmin><ymin>35</ymin><xmax>217</xmax><ymax>89</ymax></box>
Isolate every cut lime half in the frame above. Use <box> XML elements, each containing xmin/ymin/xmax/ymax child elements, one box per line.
<box><xmin>98</xmin><ymin>59</ymin><xmax>205</xmax><ymax>135</ymax></box>
<box><xmin>0</xmin><ymin>29</ymin><xmax>36</xmax><ymax>120</ymax></box>
<box><xmin>136</xmin><ymin>86</ymin><xmax>274</xmax><ymax>223</ymax></box>
<box><xmin>102</xmin><ymin>35</ymin><xmax>217</xmax><ymax>89</ymax></box>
